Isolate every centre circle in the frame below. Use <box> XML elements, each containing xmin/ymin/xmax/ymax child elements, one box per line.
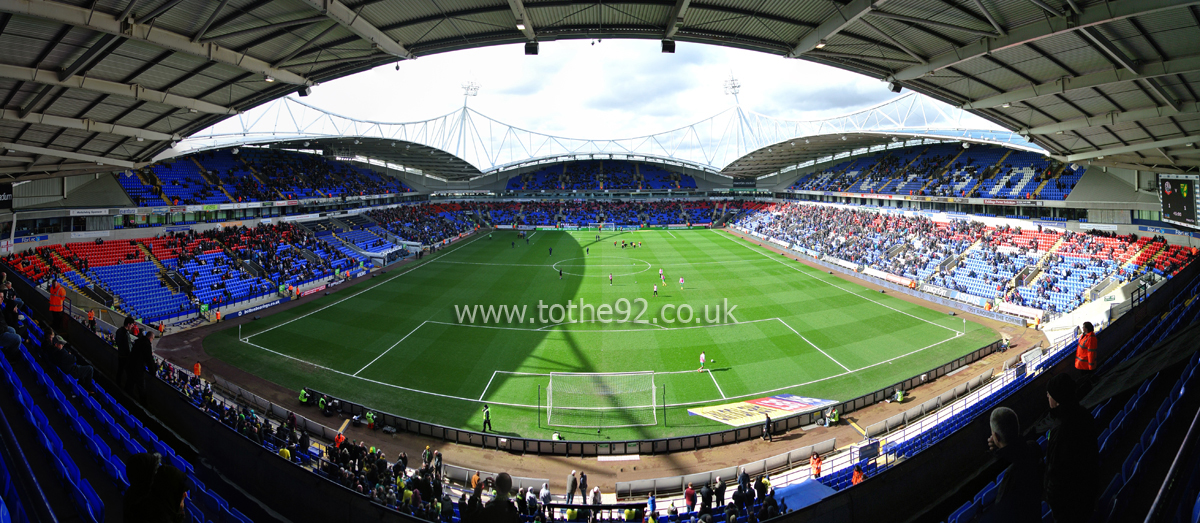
<box><xmin>551</xmin><ymin>256</ymin><xmax>652</xmax><ymax>277</ymax></box>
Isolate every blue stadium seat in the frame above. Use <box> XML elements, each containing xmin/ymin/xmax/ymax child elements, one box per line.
<box><xmin>1191</xmin><ymin>493</ymin><xmax>1199</xmax><ymax>523</ymax></box>
<box><xmin>948</xmin><ymin>501</ymin><xmax>976</xmax><ymax>523</ymax></box>
<box><xmin>1122</xmin><ymin>444</ymin><xmax>1142</xmax><ymax>482</ymax></box>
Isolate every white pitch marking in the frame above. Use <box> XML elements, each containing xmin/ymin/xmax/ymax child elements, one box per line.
<box><xmin>718</xmin><ymin>230</ymin><xmax>962</xmax><ymax>334</ymax></box>
<box><xmin>353</xmin><ymin>321</ymin><xmax>427</xmax><ymax>376</ymax></box>
<box><xmin>246</xmin><ymin>232</ymin><xmax>485</xmax><ymax>339</ymax></box>
<box><xmin>775</xmin><ymin>318</ymin><xmax>852</xmax><ymax>372</ymax></box>
<box><xmin>237</xmin><ymin>329</ymin><xmax>962</xmax><ymax>409</ymax></box>
<box><xmin>707</xmin><ymin>369</ymin><xmax>727</xmax><ymax>399</ymax></box>
<box><xmin>479</xmin><ymin>370</ymin><xmax>500</xmax><ymax>401</ymax></box>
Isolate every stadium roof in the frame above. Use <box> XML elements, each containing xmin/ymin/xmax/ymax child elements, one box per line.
<box><xmin>1</xmin><ymin>0</ymin><xmax>1198</xmax><ymax>183</ymax></box>
<box><xmin>721</xmin><ymin>129</ymin><xmax>1045</xmax><ymax>179</ymax></box>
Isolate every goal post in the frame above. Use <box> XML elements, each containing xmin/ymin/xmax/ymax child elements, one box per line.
<box><xmin>546</xmin><ymin>371</ymin><xmax>658</xmax><ymax>428</ymax></box>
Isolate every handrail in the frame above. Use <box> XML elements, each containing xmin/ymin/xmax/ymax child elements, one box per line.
<box><xmin>1145</xmin><ymin>393</ymin><xmax>1200</xmax><ymax>522</ymax></box>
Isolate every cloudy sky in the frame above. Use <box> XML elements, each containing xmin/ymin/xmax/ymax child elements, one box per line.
<box><xmin>298</xmin><ymin>40</ymin><xmax>914</xmax><ymax>140</ymax></box>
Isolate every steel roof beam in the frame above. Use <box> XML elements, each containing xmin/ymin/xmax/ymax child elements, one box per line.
<box><xmin>58</xmin><ymin>33</ymin><xmax>123</xmax><ymax>81</ymax></box>
<box><xmin>970</xmin><ymin>0</ymin><xmax>1006</xmax><ymax>36</ymax></box>
<box><xmin>1078</xmin><ymin>27</ymin><xmax>1137</xmax><ymax>74</ymax></box>
<box><xmin>200</xmin><ymin>16</ymin><xmax>330</xmax><ymax>44</ymax></box>
<box><xmin>0</xmin><ymin>0</ymin><xmax>311</xmax><ymax>85</ymax></box>
<box><xmin>0</xmin><ymin>141</ymin><xmax>138</xmax><ymax>168</ymax></box>
<box><xmin>508</xmin><ymin>0</ymin><xmax>536</xmax><ymax>41</ymax></box>
<box><xmin>0</xmin><ymin>63</ymin><xmax>238</xmax><ymax>115</ymax></box>
<box><xmin>1027</xmin><ymin>0</ymin><xmax>1063</xmax><ymax>17</ymax></box>
<box><xmin>788</xmin><ymin>0</ymin><xmax>892</xmax><ymax>57</ymax></box>
<box><xmin>270</xmin><ymin>21</ymin><xmax>339</xmax><ymax>68</ymax></box>
<box><xmin>664</xmin><ymin>0</ymin><xmax>689</xmax><ymax>40</ymax></box>
<box><xmin>1142</xmin><ymin>77</ymin><xmax>1181</xmax><ymax>111</ymax></box>
<box><xmin>889</xmin><ymin>0</ymin><xmax>1200</xmax><ymax>82</ymax></box>
<box><xmin>1065</xmin><ymin>134</ymin><xmax>1200</xmax><ymax>162</ymax></box>
<box><xmin>960</xmin><ymin>53</ymin><xmax>1200</xmax><ymax>109</ymax></box>
<box><xmin>866</xmin><ymin>11</ymin><xmax>998</xmax><ymax>37</ymax></box>
<box><xmin>859</xmin><ymin>18</ymin><xmax>926</xmax><ymax>64</ymax></box>
<box><xmin>191</xmin><ymin>0</ymin><xmax>229</xmax><ymax>43</ymax></box>
<box><xmin>0</xmin><ymin>108</ymin><xmax>179</xmax><ymax>141</ymax></box>
<box><xmin>292</xmin><ymin>0</ymin><xmax>413</xmax><ymax>59</ymax></box>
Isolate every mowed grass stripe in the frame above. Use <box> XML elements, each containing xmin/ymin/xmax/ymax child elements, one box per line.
<box><xmin>209</xmin><ymin>229</ymin><xmax>996</xmax><ymax>440</ymax></box>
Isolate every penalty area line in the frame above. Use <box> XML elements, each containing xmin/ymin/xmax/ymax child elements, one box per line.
<box><xmin>479</xmin><ymin>370</ymin><xmax>500</xmax><ymax>401</ymax></box>
<box><xmin>707</xmin><ymin>369</ymin><xmax>727</xmax><ymax>399</ymax></box>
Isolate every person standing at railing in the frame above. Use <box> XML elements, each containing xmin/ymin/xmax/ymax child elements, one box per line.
<box><xmin>1043</xmin><ymin>374</ymin><xmax>1100</xmax><ymax>523</ymax></box>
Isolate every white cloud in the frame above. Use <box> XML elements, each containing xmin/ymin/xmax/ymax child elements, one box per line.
<box><xmin>298</xmin><ymin>40</ymin><xmax>922</xmax><ymax>140</ymax></box>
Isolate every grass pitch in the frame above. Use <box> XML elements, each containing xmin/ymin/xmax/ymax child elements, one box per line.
<box><xmin>205</xmin><ymin>229</ymin><xmax>996</xmax><ymax>441</ymax></box>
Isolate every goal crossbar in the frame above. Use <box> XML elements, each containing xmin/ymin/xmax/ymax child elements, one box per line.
<box><xmin>547</xmin><ymin>371</ymin><xmax>658</xmax><ymax>428</ymax></box>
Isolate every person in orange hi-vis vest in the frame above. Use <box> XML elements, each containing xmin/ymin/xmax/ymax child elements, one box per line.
<box><xmin>194</xmin><ymin>362</ymin><xmax>202</xmax><ymax>379</ymax></box>
<box><xmin>810</xmin><ymin>453</ymin><xmax>823</xmax><ymax>479</ymax></box>
<box><xmin>48</xmin><ymin>279</ymin><xmax>67</xmax><ymax>331</ymax></box>
<box><xmin>86</xmin><ymin>309</ymin><xmax>96</xmax><ymax>331</ymax></box>
<box><xmin>1075</xmin><ymin>322</ymin><xmax>1099</xmax><ymax>393</ymax></box>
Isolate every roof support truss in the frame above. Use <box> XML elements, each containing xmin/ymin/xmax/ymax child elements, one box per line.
<box><xmin>1064</xmin><ymin>134</ymin><xmax>1200</xmax><ymax>162</ymax></box>
<box><xmin>0</xmin><ymin>141</ymin><xmax>138</xmax><ymax>168</ymax></box>
<box><xmin>0</xmin><ymin>108</ymin><xmax>179</xmax><ymax>141</ymax></box>
<box><xmin>788</xmin><ymin>0</ymin><xmax>892</xmax><ymax>57</ymax></box>
<box><xmin>292</xmin><ymin>0</ymin><xmax>412</xmax><ymax>59</ymax></box>
<box><xmin>1142</xmin><ymin>78</ymin><xmax>1181</xmax><ymax>111</ymax></box>
<box><xmin>664</xmin><ymin>0</ymin><xmax>690</xmax><ymax>40</ymax></box>
<box><xmin>866</xmin><ymin>11</ymin><xmax>999</xmax><ymax>37</ymax></box>
<box><xmin>1018</xmin><ymin>103</ymin><xmax>1200</xmax><ymax>136</ymax></box>
<box><xmin>200</xmin><ymin>16</ymin><xmax>329</xmax><ymax>44</ymax></box>
<box><xmin>960</xmin><ymin>53</ymin><xmax>1200</xmax><ymax>109</ymax></box>
<box><xmin>508</xmin><ymin>0</ymin><xmax>536</xmax><ymax>41</ymax></box>
<box><xmin>0</xmin><ymin>63</ymin><xmax>238</xmax><ymax>115</ymax></box>
<box><xmin>58</xmin><ymin>33</ymin><xmax>123</xmax><ymax>81</ymax></box>
<box><xmin>889</xmin><ymin>0</ymin><xmax>1200</xmax><ymax>81</ymax></box>
<box><xmin>0</xmin><ymin>0</ymin><xmax>312</xmax><ymax>85</ymax></box>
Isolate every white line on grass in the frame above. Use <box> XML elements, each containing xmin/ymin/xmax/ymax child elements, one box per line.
<box><xmin>667</xmin><ymin>231</ymin><xmax>678</xmax><ymax>239</ymax></box>
<box><xmin>775</xmin><ymin>318</ymin><xmax>852</xmax><ymax>372</ymax></box>
<box><xmin>707</xmin><ymin>369</ymin><xmax>727</xmax><ymax>399</ymax></box>
<box><xmin>352</xmin><ymin>321</ymin><xmax>427</xmax><ymax>376</ymax></box>
<box><xmin>527</xmin><ymin>232</ymin><xmax>537</xmax><ymax>240</ymax></box>
<box><xmin>423</xmin><ymin>317</ymin><xmax>782</xmax><ymax>333</ymax></box>
<box><xmin>245</xmin><ymin>232</ymin><xmax>486</xmax><ymax>339</ymax></box>
<box><xmin>718</xmin><ymin>230</ymin><xmax>962</xmax><ymax>335</ymax></box>
<box><xmin>237</xmin><ymin>329</ymin><xmax>962</xmax><ymax>409</ymax></box>
<box><xmin>479</xmin><ymin>370</ymin><xmax>500</xmax><ymax>401</ymax></box>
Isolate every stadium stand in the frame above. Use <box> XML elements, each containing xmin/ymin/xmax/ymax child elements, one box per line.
<box><xmin>506</xmin><ymin>161</ymin><xmax>697</xmax><ymax>192</ymax></box>
<box><xmin>732</xmin><ymin>203</ymin><xmax>1198</xmax><ymax>318</ymax></box>
<box><xmin>117</xmin><ymin>148</ymin><xmax>412</xmax><ymax>207</ymax></box>
<box><xmin>785</xmin><ymin>145</ymin><xmax>1080</xmax><ymax>201</ymax></box>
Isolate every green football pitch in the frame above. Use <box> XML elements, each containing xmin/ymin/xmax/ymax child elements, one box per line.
<box><xmin>205</xmin><ymin>229</ymin><xmax>996</xmax><ymax>441</ymax></box>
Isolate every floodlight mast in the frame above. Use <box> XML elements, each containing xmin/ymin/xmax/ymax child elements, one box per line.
<box><xmin>457</xmin><ymin>81</ymin><xmax>482</xmax><ymax>159</ymax></box>
<box><xmin>724</xmin><ymin>74</ymin><xmax>755</xmax><ymax>160</ymax></box>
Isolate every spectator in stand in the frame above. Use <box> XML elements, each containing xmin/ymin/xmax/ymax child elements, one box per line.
<box><xmin>124</xmin><ymin>452</ymin><xmax>162</xmax><ymax>522</ymax></box>
<box><xmin>567</xmin><ymin>470</ymin><xmax>578</xmax><ymax>505</ymax></box>
<box><xmin>52</xmin><ymin>335</ymin><xmax>94</xmax><ymax>387</ymax></box>
<box><xmin>116</xmin><ymin>316</ymin><xmax>136</xmax><ymax>389</ymax></box>
<box><xmin>1043</xmin><ymin>374</ymin><xmax>1100</xmax><ymax>523</ymax></box>
<box><xmin>130</xmin><ymin>330</ymin><xmax>158</xmax><ymax>401</ymax></box>
<box><xmin>463</xmin><ymin>472</ymin><xmax>521</xmax><ymax>523</ymax></box>
<box><xmin>983</xmin><ymin>407</ymin><xmax>1042</xmax><ymax>523</ymax></box>
<box><xmin>0</xmin><ymin>293</ymin><xmax>20</xmax><ymax>357</ymax></box>
<box><xmin>684</xmin><ymin>482</ymin><xmax>696</xmax><ymax>514</ymax></box>
<box><xmin>144</xmin><ymin>464</ymin><xmax>189</xmax><ymax>523</ymax></box>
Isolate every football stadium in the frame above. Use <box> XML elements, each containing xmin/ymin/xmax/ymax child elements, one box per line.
<box><xmin>0</xmin><ymin>1</ymin><xmax>1199</xmax><ymax>523</ymax></box>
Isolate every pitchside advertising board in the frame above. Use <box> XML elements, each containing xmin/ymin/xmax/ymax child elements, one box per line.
<box><xmin>1159</xmin><ymin>173</ymin><xmax>1199</xmax><ymax>229</ymax></box>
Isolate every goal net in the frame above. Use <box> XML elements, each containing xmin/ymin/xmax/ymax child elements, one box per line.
<box><xmin>546</xmin><ymin>372</ymin><xmax>657</xmax><ymax>428</ymax></box>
